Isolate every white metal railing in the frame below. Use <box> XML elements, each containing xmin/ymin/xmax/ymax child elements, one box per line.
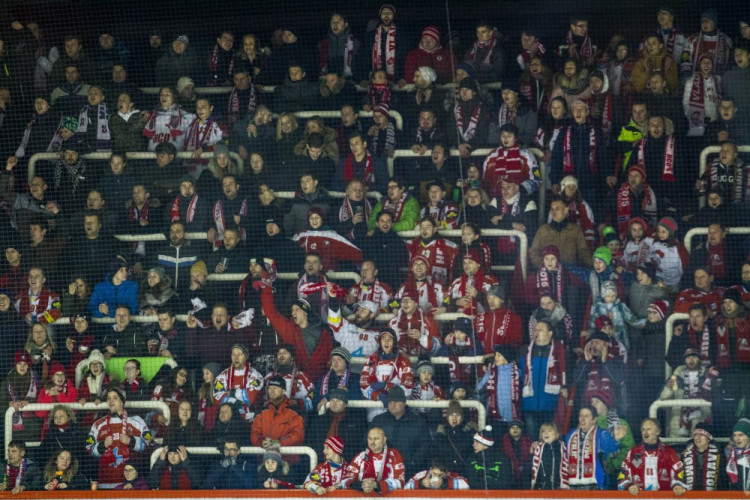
<box><xmin>138</xmin><ymin>82</ymin><xmax>502</xmax><ymax>96</ymax></box>
<box><xmin>649</xmin><ymin>399</ymin><xmax>724</xmax><ymax>444</ymax></box>
<box><xmin>4</xmin><ymin>401</ymin><xmax>171</xmax><ymax>458</ymax></box>
<box><xmin>272</xmin><ymin>190</ymin><xmax>383</xmax><ymax>201</ymax></box>
<box><xmin>396</xmin><ymin>228</ymin><xmax>528</xmax><ymax>280</ymax></box>
<box><xmin>26</xmin><ymin>151</ymin><xmax>244</xmax><ymax>184</ymax></box>
<box><xmin>294</xmin><ymin>110</ymin><xmax>403</xmax><ymax>131</ymax></box>
<box><xmin>319</xmin><ymin>399</ymin><xmax>486</xmax><ymax>429</ymax></box>
<box><xmin>665</xmin><ymin>312</ymin><xmax>689</xmax><ymax>379</ymax></box>
<box><xmin>149</xmin><ymin>445</ymin><xmax>317</xmax><ymax>471</ymax></box>
<box><xmin>684</xmin><ymin>226</ymin><xmax>750</xmax><ymax>253</ymax></box>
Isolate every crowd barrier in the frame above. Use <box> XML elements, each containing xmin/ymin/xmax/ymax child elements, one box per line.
<box><xmin>647</xmin><ymin>399</ymin><xmax>730</xmax><ymax>446</ymax></box>
<box><xmin>318</xmin><ymin>398</ymin><xmax>486</xmax><ymax>430</ymax></box>
<box><xmin>684</xmin><ymin>226</ymin><xmax>750</xmax><ymax>253</ymax></box>
<box><xmin>4</xmin><ymin>401</ymin><xmax>172</xmax><ymax>458</ymax></box>
<box><xmin>138</xmin><ymin>81</ymin><xmax>503</xmax><ymax>96</ymax></box>
<box><xmin>149</xmin><ymin>445</ymin><xmax>318</xmax><ymax>472</ymax></box>
<box><xmin>27</xmin><ymin>151</ymin><xmax>244</xmax><ymax>184</ymax></box>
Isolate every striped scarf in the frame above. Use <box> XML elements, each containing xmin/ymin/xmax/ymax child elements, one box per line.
<box><xmin>454</xmin><ymin>101</ymin><xmax>483</xmax><ymax>143</ymax></box>
<box><xmin>683</xmin><ymin>442</ymin><xmax>719</xmax><ymax>490</ymax></box>
<box><xmin>372</xmin><ymin>25</ymin><xmax>397</xmax><ymax>79</ymax></box>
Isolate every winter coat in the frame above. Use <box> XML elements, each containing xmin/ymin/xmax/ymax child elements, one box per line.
<box><xmin>529</xmin><ymin>222</ymin><xmax>591</xmax><ymax>269</ymax></box>
<box><xmin>250</xmin><ymin>397</ymin><xmax>305</xmax><ymax>460</ymax></box>
<box><xmin>88</xmin><ymin>278</ymin><xmax>139</xmax><ymax>318</ymax></box>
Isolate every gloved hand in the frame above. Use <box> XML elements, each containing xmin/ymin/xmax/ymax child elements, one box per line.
<box><xmin>370</xmin><ymin>382</ymin><xmax>386</xmax><ymax>392</ymax></box>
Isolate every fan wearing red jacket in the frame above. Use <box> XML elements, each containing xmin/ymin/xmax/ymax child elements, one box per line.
<box><xmin>360</xmin><ymin>328</ymin><xmax>414</xmax><ymax>422</ymax></box>
<box><xmin>86</xmin><ymin>387</ymin><xmax>153</xmax><ymax>488</ymax></box>
<box><xmin>449</xmin><ymin>250</ymin><xmax>499</xmax><ymax>316</ymax></box>
<box><xmin>406</xmin><ymin>217</ymin><xmax>458</xmax><ymax>284</ymax></box>
<box><xmin>474</xmin><ymin>285</ymin><xmax>523</xmax><ymax>354</ymax></box>
<box><xmin>388</xmin><ymin>286</ymin><xmax>441</xmax><ymax>356</ymax></box>
<box><xmin>395</xmin><ymin>257</ymin><xmax>448</xmax><ymax>315</ymax></box>
<box><xmin>260</xmin><ymin>285</ymin><xmax>335</xmax><ymax>382</ymax></box>
<box><xmin>14</xmin><ymin>267</ymin><xmax>61</xmax><ymax>324</ymax></box>
<box><xmin>36</xmin><ymin>362</ymin><xmax>78</xmax><ymax>420</ymax></box>
<box><xmin>617</xmin><ymin>418</ymin><xmax>687</xmax><ymax>495</ymax></box>
<box><xmin>342</xmin><ymin>427</ymin><xmax>405</xmax><ymax>493</ymax></box>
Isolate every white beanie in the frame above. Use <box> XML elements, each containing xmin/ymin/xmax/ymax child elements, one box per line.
<box><xmin>417</xmin><ymin>66</ymin><xmax>437</xmax><ymax>85</ymax></box>
<box><xmin>176</xmin><ymin>76</ymin><xmax>194</xmax><ymax>93</ymax></box>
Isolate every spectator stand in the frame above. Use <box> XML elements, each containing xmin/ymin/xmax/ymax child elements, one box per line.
<box><xmin>4</xmin><ymin>401</ymin><xmax>171</xmax><ymax>456</ymax></box>
<box><xmin>390</xmin><ymin>147</ymin><xmax>547</xmax><ymax>226</ymax></box>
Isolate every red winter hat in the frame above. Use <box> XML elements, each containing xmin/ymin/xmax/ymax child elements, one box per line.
<box><xmin>401</xmin><ymin>281</ymin><xmax>419</xmax><ymax>300</ymax></box>
<box><xmin>410</xmin><ymin>255</ymin><xmax>432</xmax><ymax>272</ymax></box>
<box><xmin>324</xmin><ymin>436</ymin><xmax>344</xmax><ymax>455</ymax></box>
<box><xmin>594</xmin><ymin>315</ymin><xmax>613</xmax><ymax>331</ymax></box>
<box><xmin>589</xmin><ymin>389</ymin><xmax>614</xmax><ymax>409</ymax></box>
<box><xmin>308</xmin><ymin>207</ymin><xmax>325</xmax><ymax>219</ymax></box>
<box><xmin>15</xmin><ymin>350</ymin><xmax>31</xmax><ymax>365</ymax></box>
<box><xmin>49</xmin><ymin>362</ymin><xmax>66</xmax><ymax>376</ymax></box>
<box><xmin>542</xmin><ymin>245</ymin><xmax>560</xmax><ymax>260</ymax></box>
<box><xmin>648</xmin><ymin>300</ymin><xmax>669</xmax><ymax>320</ymax></box>
<box><xmin>462</xmin><ymin>250</ymin><xmax>482</xmax><ymax>265</ymax></box>
<box><xmin>374</xmin><ymin>103</ymin><xmax>390</xmax><ymax>118</ymax></box>
<box><xmin>629</xmin><ymin>216</ymin><xmax>649</xmax><ymax>233</ymax></box>
<box><xmin>422</xmin><ymin>26</ymin><xmax>440</xmax><ymax>42</ymax></box>
<box><xmin>628</xmin><ymin>164</ymin><xmax>647</xmax><ymax>181</ymax></box>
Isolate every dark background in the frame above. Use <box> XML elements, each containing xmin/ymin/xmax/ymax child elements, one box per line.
<box><xmin>0</xmin><ymin>0</ymin><xmax>746</xmax><ymax>63</ymax></box>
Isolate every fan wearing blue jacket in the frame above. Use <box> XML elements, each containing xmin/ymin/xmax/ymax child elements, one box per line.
<box><xmin>89</xmin><ymin>257</ymin><xmax>139</xmax><ymax>318</ymax></box>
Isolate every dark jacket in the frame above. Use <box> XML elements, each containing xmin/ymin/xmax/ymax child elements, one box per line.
<box><xmin>203</xmin><ymin>456</ymin><xmax>255</xmax><ymax>489</ymax></box>
<box><xmin>306</xmin><ymin>408</ymin><xmax>368</xmax><ymax>462</ymax></box>
<box><xmin>371</xmin><ymin>409</ymin><xmax>430</xmax><ymax>478</ymax></box>
<box><xmin>359</xmin><ymin>229</ymin><xmax>409</xmax><ymax>288</ymax></box>
<box><xmin>465</xmin><ymin>447</ymin><xmax>514</xmax><ymax>489</ymax></box>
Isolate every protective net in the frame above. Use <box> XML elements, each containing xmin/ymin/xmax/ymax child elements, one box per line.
<box><xmin>0</xmin><ymin>0</ymin><xmax>749</xmax><ymax>496</ymax></box>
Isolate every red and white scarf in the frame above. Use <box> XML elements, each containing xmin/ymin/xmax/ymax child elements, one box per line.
<box><xmin>343</xmin><ymin>152</ymin><xmax>374</xmax><ymax>186</ymax></box>
<box><xmin>78</xmin><ymin>103</ymin><xmax>111</xmax><ymax>149</ymax></box>
<box><xmin>128</xmin><ymin>201</ymin><xmax>149</xmax><ymax>223</ymax></box>
<box><xmin>143</xmin><ymin>105</ymin><xmax>186</xmax><ymax>140</ymax></box>
<box><xmin>535</xmin><ymin>266</ymin><xmax>564</xmax><ymax>304</ymax></box>
<box><xmin>227</xmin><ymin>86</ymin><xmax>257</xmax><ymax>124</ymax></box>
<box><xmin>5</xmin><ymin>460</ymin><xmax>27</xmax><ymax>488</ymax></box>
<box><xmin>565</xmin><ymin>31</ymin><xmax>594</xmax><ymax>65</ymax></box>
<box><xmin>467</xmin><ymin>37</ymin><xmax>497</xmax><ymax>72</ymax></box>
<box><xmin>396</xmin><ymin>308</ymin><xmax>428</xmax><ymax>354</ymax></box>
<box><xmin>454</xmin><ymin>101</ymin><xmax>483</xmax><ymax>142</ymax></box>
<box><xmin>522</xmin><ymin>339</ymin><xmax>565</xmax><ymax>397</ymax></box>
<box><xmin>497</xmin><ymin>103</ymin><xmax>516</xmax><ymax>127</ymax></box>
<box><xmin>170</xmin><ymin>195</ymin><xmax>199</xmax><ymax>224</ymax></box>
<box><xmin>184</xmin><ymin>115</ymin><xmax>218</xmax><ymax>151</ymax></box>
<box><xmin>637</xmin><ymin>135</ymin><xmax>675</xmax><ymax>182</ymax></box>
<box><xmin>616</xmin><ymin>182</ymin><xmax>655</xmax><ymax>233</ymax></box>
<box><xmin>213</xmin><ymin>198</ymin><xmax>248</xmax><ymax>247</ymax></box>
<box><xmin>530</xmin><ymin>441</ymin><xmax>568</xmax><ymax>489</ymax></box>
<box><xmin>567</xmin><ymin>427</ymin><xmax>598</xmax><ymax>485</ymax></box>
<box><xmin>101</xmin><ymin>410</ymin><xmax>131</xmax><ymax>467</ymax></box>
<box><xmin>683</xmin><ymin>442</ymin><xmax>719</xmax><ymax>490</ymax></box>
<box><xmin>339</xmin><ymin>197</ymin><xmax>372</xmax><ymax>224</ymax></box>
<box><xmin>227</xmin><ymin>362</ymin><xmax>251</xmax><ymax>390</ymax></box>
<box><xmin>382</xmin><ymin>192</ymin><xmax>408</xmax><ymax>221</ymax></box>
<box><xmin>562</xmin><ymin>125</ymin><xmax>597</xmax><ymax>176</ymax></box>
<box><xmin>16</xmin><ymin>113</ymin><xmax>38</xmax><ymax>157</ymax></box>
<box><xmin>208</xmin><ymin>44</ymin><xmax>235</xmax><ymax>82</ymax></box>
<box><xmin>726</xmin><ymin>446</ymin><xmax>750</xmax><ymax>487</ymax></box>
<box><xmin>686</xmin><ymin>74</ymin><xmax>720</xmax><ymax>131</ymax></box>
<box><xmin>373</xmin><ymin>25</ymin><xmax>397</xmax><ymax>79</ymax></box>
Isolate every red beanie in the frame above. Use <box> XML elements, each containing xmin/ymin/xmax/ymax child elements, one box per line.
<box><xmin>589</xmin><ymin>389</ymin><xmax>614</xmax><ymax>409</ymax></box>
<box><xmin>324</xmin><ymin>436</ymin><xmax>344</xmax><ymax>455</ymax></box>
<box><xmin>628</xmin><ymin>164</ymin><xmax>647</xmax><ymax>181</ymax></box>
<box><xmin>422</xmin><ymin>26</ymin><xmax>440</xmax><ymax>42</ymax></box>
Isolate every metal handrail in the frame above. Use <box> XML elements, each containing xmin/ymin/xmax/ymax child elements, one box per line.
<box><xmin>684</xmin><ymin>226</ymin><xmax>750</xmax><ymax>253</ymax></box>
<box><xmin>149</xmin><ymin>445</ymin><xmax>318</xmax><ymax>471</ymax></box>
<box><xmin>664</xmin><ymin>313</ymin><xmax>690</xmax><ymax>379</ymax></box>
<box><xmin>4</xmin><ymin>401</ymin><xmax>171</xmax><ymax>458</ymax></box>
<box><xmin>26</xmin><ymin>151</ymin><xmax>244</xmax><ymax>184</ymax></box>
<box><xmin>319</xmin><ymin>399</ymin><xmax>486</xmax><ymax>429</ymax></box>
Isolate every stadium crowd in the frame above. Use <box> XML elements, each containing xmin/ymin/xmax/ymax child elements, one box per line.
<box><xmin>2</xmin><ymin>2</ymin><xmax>750</xmax><ymax>494</ymax></box>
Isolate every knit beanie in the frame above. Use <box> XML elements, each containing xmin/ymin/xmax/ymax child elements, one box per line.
<box><xmin>203</xmin><ymin>362</ymin><xmax>222</xmax><ymax>378</ymax></box>
<box><xmin>628</xmin><ymin>164</ymin><xmax>647</xmax><ymax>181</ymax></box>
<box><xmin>263</xmin><ymin>446</ymin><xmax>283</xmax><ymax>466</ymax></box>
<box><xmin>600</xmin><ymin>280</ymin><xmax>617</xmax><ymax>298</ymax></box>
<box><xmin>416</xmin><ymin>359</ymin><xmax>434</xmax><ymax>376</ymax></box>
<box><xmin>542</xmin><ymin>245</ymin><xmax>560</xmax><ymax>260</ymax></box>
<box><xmin>638</xmin><ymin>262</ymin><xmax>657</xmax><ymax>280</ymax></box>
<box><xmin>417</xmin><ymin>66</ymin><xmax>437</xmax><ymax>85</ymax></box>
<box><xmin>176</xmin><ymin>76</ymin><xmax>194</xmax><ymax>93</ymax></box>
<box><xmin>559</xmin><ymin>175</ymin><xmax>578</xmax><ymax>190</ymax></box>
<box><xmin>602</xmin><ymin>226</ymin><xmax>619</xmax><ymax>245</ymax></box>
<box><xmin>474</xmin><ymin>425</ymin><xmax>494</xmax><ymax>446</ymax></box>
<box><xmin>693</xmin><ymin>423</ymin><xmax>713</xmax><ymax>441</ymax></box>
<box><xmin>658</xmin><ymin>217</ymin><xmax>678</xmax><ymax>236</ymax></box>
<box><xmin>446</xmin><ymin>400</ymin><xmax>464</xmax><ymax>418</ymax></box>
<box><xmin>593</xmin><ymin>246</ymin><xmax>612</xmax><ymax>266</ymax></box>
<box><xmin>421</xmin><ymin>26</ymin><xmax>440</xmax><ymax>42</ymax></box>
<box><xmin>330</xmin><ymin>346</ymin><xmax>351</xmax><ymax>365</ymax></box>
<box><xmin>324</xmin><ymin>436</ymin><xmax>344</xmax><ymax>455</ymax></box>
<box><xmin>734</xmin><ymin>418</ymin><xmax>750</xmax><ymax>438</ymax></box>
<box><xmin>231</xmin><ymin>344</ymin><xmax>250</xmax><ymax>360</ymax></box>
<box><xmin>589</xmin><ymin>389</ymin><xmax>613</xmax><ymax>409</ymax></box>
<box><xmin>191</xmin><ymin>260</ymin><xmax>208</xmax><ymax>277</ymax></box>
<box><xmin>648</xmin><ymin>300</ymin><xmax>669</xmax><ymax>320</ymax></box>
<box><xmin>328</xmin><ymin>387</ymin><xmax>350</xmax><ymax>404</ymax></box>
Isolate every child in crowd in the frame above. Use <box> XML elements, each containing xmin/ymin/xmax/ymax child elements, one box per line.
<box><xmin>587</xmin><ymin>281</ymin><xmax>635</xmax><ymax>352</ymax></box>
<box><xmin>364</xmin><ymin>69</ymin><xmax>391</xmax><ymax>111</ymax></box>
<box><xmin>621</xmin><ymin>217</ymin><xmax>653</xmax><ymax>275</ymax></box>
<box><xmin>257</xmin><ymin>446</ymin><xmax>294</xmax><ymax>489</ymax></box>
